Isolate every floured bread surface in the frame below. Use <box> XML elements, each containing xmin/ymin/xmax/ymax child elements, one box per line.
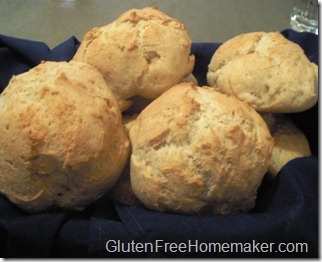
<box><xmin>261</xmin><ymin>113</ymin><xmax>311</xmax><ymax>177</ymax></box>
<box><xmin>129</xmin><ymin>83</ymin><xmax>274</xmax><ymax>215</ymax></box>
<box><xmin>207</xmin><ymin>32</ymin><xmax>318</xmax><ymax>113</ymax></box>
<box><xmin>73</xmin><ymin>7</ymin><xmax>195</xmax><ymax>111</ymax></box>
<box><xmin>0</xmin><ymin>61</ymin><xmax>130</xmax><ymax>212</ymax></box>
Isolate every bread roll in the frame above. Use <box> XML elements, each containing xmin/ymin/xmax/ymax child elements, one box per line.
<box><xmin>0</xmin><ymin>61</ymin><xmax>130</xmax><ymax>212</ymax></box>
<box><xmin>207</xmin><ymin>32</ymin><xmax>318</xmax><ymax>113</ymax></box>
<box><xmin>73</xmin><ymin>7</ymin><xmax>195</xmax><ymax>111</ymax></box>
<box><xmin>111</xmin><ymin>115</ymin><xmax>140</xmax><ymax>206</ymax></box>
<box><xmin>129</xmin><ymin>83</ymin><xmax>274</xmax><ymax>215</ymax></box>
<box><xmin>261</xmin><ymin>113</ymin><xmax>311</xmax><ymax>177</ymax></box>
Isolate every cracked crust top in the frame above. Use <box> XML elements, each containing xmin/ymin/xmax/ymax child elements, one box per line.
<box><xmin>128</xmin><ymin>83</ymin><xmax>274</xmax><ymax>215</ymax></box>
<box><xmin>73</xmin><ymin>7</ymin><xmax>195</xmax><ymax>111</ymax></box>
<box><xmin>0</xmin><ymin>61</ymin><xmax>130</xmax><ymax>212</ymax></box>
<box><xmin>207</xmin><ymin>32</ymin><xmax>318</xmax><ymax>113</ymax></box>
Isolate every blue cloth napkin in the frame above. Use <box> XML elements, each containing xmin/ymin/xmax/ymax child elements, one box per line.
<box><xmin>0</xmin><ymin>29</ymin><xmax>318</xmax><ymax>258</ymax></box>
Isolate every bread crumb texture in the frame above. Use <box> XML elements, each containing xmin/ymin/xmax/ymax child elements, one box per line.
<box><xmin>207</xmin><ymin>32</ymin><xmax>318</xmax><ymax>113</ymax></box>
<box><xmin>0</xmin><ymin>61</ymin><xmax>130</xmax><ymax>212</ymax></box>
<box><xmin>73</xmin><ymin>7</ymin><xmax>195</xmax><ymax>111</ymax></box>
<box><xmin>129</xmin><ymin>83</ymin><xmax>274</xmax><ymax>215</ymax></box>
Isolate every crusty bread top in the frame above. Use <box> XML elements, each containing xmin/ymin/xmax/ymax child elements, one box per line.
<box><xmin>115</xmin><ymin>6</ymin><xmax>185</xmax><ymax>26</ymax></box>
<box><xmin>207</xmin><ymin>32</ymin><xmax>318</xmax><ymax>113</ymax></box>
<box><xmin>73</xmin><ymin>7</ymin><xmax>195</xmax><ymax>111</ymax></box>
<box><xmin>129</xmin><ymin>83</ymin><xmax>274</xmax><ymax>215</ymax></box>
<box><xmin>0</xmin><ymin>60</ymin><xmax>130</xmax><ymax>212</ymax></box>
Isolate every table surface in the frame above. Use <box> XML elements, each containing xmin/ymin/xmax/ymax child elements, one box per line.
<box><xmin>0</xmin><ymin>0</ymin><xmax>295</xmax><ymax>48</ymax></box>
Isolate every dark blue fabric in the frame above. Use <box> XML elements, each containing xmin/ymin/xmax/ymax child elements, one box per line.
<box><xmin>0</xmin><ymin>29</ymin><xmax>319</xmax><ymax>258</ymax></box>
<box><xmin>0</xmin><ymin>35</ymin><xmax>79</xmax><ymax>93</ymax></box>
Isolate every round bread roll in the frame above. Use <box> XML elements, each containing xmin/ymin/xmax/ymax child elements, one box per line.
<box><xmin>73</xmin><ymin>6</ymin><xmax>195</xmax><ymax>111</ymax></box>
<box><xmin>207</xmin><ymin>32</ymin><xmax>318</xmax><ymax>113</ymax></box>
<box><xmin>0</xmin><ymin>61</ymin><xmax>130</xmax><ymax>212</ymax></box>
<box><xmin>129</xmin><ymin>83</ymin><xmax>274</xmax><ymax>215</ymax></box>
<box><xmin>111</xmin><ymin>115</ymin><xmax>141</xmax><ymax>206</ymax></box>
<box><xmin>261</xmin><ymin>113</ymin><xmax>311</xmax><ymax>177</ymax></box>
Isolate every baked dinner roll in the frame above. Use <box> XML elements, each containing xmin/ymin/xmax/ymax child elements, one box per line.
<box><xmin>111</xmin><ymin>115</ymin><xmax>141</xmax><ymax>206</ymax></box>
<box><xmin>73</xmin><ymin>7</ymin><xmax>195</xmax><ymax>111</ymax></box>
<box><xmin>129</xmin><ymin>83</ymin><xmax>274</xmax><ymax>215</ymax></box>
<box><xmin>0</xmin><ymin>61</ymin><xmax>130</xmax><ymax>212</ymax></box>
<box><xmin>261</xmin><ymin>113</ymin><xmax>311</xmax><ymax>177</ymax></box>
<box><xmin>207</xmin><ymin>32</ymin><xmax>318</xmax><ymax>113</ymax></box>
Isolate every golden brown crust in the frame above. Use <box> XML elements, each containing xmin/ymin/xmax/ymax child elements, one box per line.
<box><xmin>129</xmin><ymin>83</ymin><xmax>274</xmax><ymax>215</ymax></box>
<box><xmin>73</xmin><ymin>7</ymin><xmax>195</xmax><ymax>111</ymax></box>
<box><xmin>207</xmin><ymin>32</ymin><xmax>318</xmax><ymax>113</ymax></box>
<box><xmin>0</xmin><ymin>61</ymin><xmax>130</xmax><ymax>212</ymax></box>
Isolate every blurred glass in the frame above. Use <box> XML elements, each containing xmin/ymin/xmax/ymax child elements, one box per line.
<box><xmin>290</xmin><ymin>0</ymin><xmax>318</xmax><ymax>34</ymax></box>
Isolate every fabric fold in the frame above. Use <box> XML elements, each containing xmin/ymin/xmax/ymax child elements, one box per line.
<box><xmin>110</xmin><ymin>157</ymin><xmax>318</xmax><ymax>258</ymax></box>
